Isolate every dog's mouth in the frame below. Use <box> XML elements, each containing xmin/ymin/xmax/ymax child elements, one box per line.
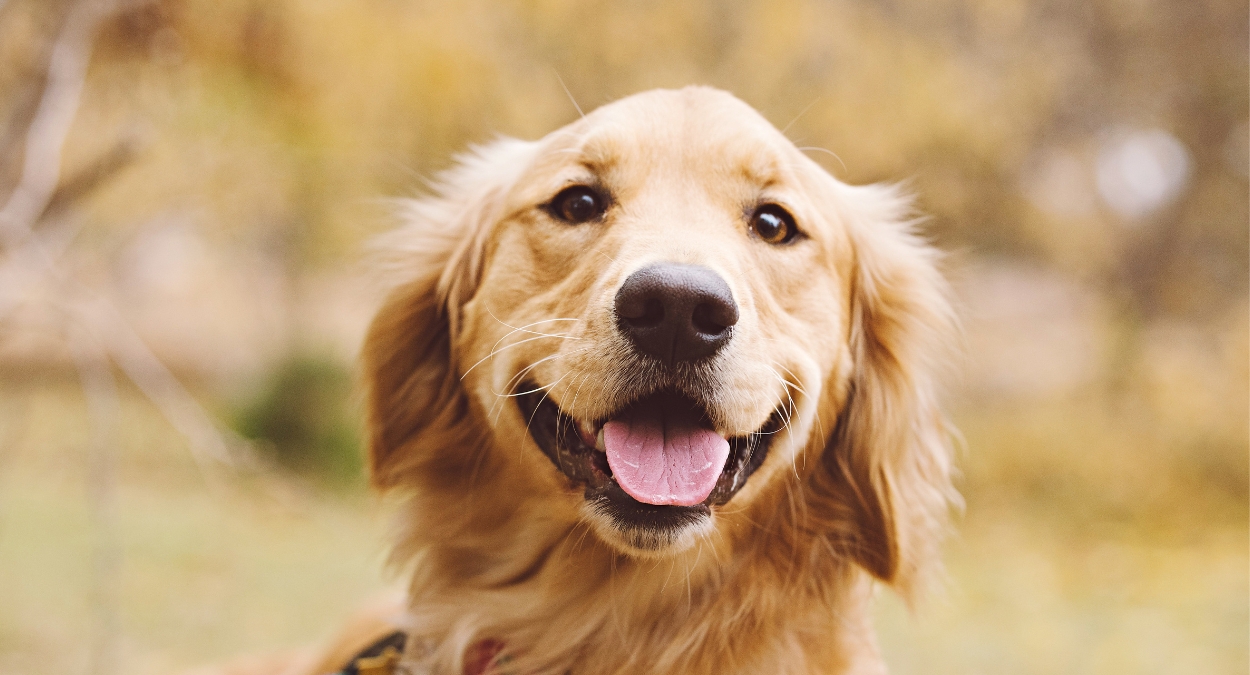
<box><xmin>516</xmin><ymin>382</ymin><xmax>778</xmax><ymax>536</ymax></box>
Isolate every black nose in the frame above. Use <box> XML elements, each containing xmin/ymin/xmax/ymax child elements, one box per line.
<box><xmin>614</xmin><ymin>263</ymin><xmax>739</xmax><ymax>366</ymax></box>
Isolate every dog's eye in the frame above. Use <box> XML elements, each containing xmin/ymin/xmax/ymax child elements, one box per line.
<box><xmin>750</xmin><ymin>204</ymin><xmax>798</xmax><ymax>245</ymax></box>
<box><xmin>549</xmin><ymin>186</ymin><xmax>606</xmax><ymax>223</ymax></box>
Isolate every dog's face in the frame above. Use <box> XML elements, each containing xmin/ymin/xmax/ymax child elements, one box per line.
<box><xmin>366</xmin><ymin>88</ymin><xmax>953</xmax><ymax>585</ymax></box>
<box><xmin>459</xmin><ymin>91</ymin><xmax>855</xmax><ymax>555</ymax></box>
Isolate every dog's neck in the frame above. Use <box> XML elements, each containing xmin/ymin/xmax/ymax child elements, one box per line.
<box><xmin>394</xmin><ymin>489</ymin><xmax>888</xmax><ymax>675</ymax></box>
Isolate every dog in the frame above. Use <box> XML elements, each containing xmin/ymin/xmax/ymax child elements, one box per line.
<box><xmin>329</xmin><ymin>86</ymin><xmax>956</xmax><ymax>675</ymax></box>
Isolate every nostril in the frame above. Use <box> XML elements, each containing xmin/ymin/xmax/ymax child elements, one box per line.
<box><xmin>625</xmin><ymin>298</ymin><xmax>665</xmax><ymax>328</ymax></box>
<box><xmin>691</xmin><ymin>304</ymin><xmax>730</xmax><ymax>336</ymax></box>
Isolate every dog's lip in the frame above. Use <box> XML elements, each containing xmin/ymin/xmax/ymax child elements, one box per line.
<box><xmin>515</xmin><ymin>382</ymin><xmax>778</xmax><ymax>509</ymax></box>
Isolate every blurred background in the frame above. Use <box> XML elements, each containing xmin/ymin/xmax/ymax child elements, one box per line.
<box><xmin>0</xmin><ymin>0</ymin><xmax>1245</xmax><ymax>673</ymax></box>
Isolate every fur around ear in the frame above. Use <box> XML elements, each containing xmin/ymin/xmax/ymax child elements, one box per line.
<box><xmin>361</xmin><ymin>138</ymin><xmax>538</xmax><ymax>488</ymax></box>
<box><xmin>808</xmin><ymin>183</ymin><xmax>958</xmax><ymax>595</ymax></box>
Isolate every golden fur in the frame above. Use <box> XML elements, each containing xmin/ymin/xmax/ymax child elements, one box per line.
<box><xmin>356</xmin><ymin>87</ymin><xmax>957</xmax><ymax>675</ymax></box>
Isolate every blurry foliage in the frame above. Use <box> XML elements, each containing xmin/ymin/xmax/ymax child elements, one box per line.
<box><xmin>232</xmin><ymin>355</ymin><xmax>362</xmax><ymax>485</ymax></box>
<box><xmin>1</xmin><ymin>0</ymin><xmax>1235</xmax><ymax>319</ymax></box>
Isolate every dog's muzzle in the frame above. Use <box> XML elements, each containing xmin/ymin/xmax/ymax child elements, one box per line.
<box><xmin>516</xmin><ymin>384</ymin><xmax>779</xmax><ymax>540</ymax></box>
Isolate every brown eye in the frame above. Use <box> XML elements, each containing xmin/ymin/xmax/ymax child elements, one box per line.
<box><xmin>549</xmin><ymin>186</ymin><xmax>606</xmax><ymax>223</ymax></box>
<box><xmin>750</xmin><ymin>204</ymin><xmax>798</xmax><ymax>244</ymax></box>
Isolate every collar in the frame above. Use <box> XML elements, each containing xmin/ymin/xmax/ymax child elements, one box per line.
<box><xmin>338</xmin><ymin>632</ymin><xmax>511</xmax><ymax>675</ymax></box>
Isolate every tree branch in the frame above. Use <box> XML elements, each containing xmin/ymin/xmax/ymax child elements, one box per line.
<box><xmin>0</xmin><ymin>0</ymin><xmax>115</xmax><ymax>249</ymax></box>
<box><xmin>42</xmin><ymin>136</ymin><xmax>140</xmax><ymax>221</ymax></box>
<box><xmin>67</xmin><ymin>322</ymin><xmax>121</xmax><ymax>675</ymax></box>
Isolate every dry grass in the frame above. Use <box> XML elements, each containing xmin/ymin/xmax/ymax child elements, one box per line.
<box><xmin>0</xmin><ymin>380</ymin><xmax>390</xmax><ymax>675</ymax></box>
<box><xmin>878</xmin><ymin>395</ymin><xmax>1248</xmax><ymax>675</ymax></box>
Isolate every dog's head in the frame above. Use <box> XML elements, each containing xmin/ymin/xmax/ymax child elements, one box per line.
<box><xmin>364</xmin><ymin>87</ymin><xmax>954</xmax><ymax>590</ymax></box>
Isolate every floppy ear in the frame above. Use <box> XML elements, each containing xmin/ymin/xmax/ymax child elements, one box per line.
<box><xmin>361</xmin><ymin>138</ymin><xmax>538</xmax><ymax>489</ymax></box>
<box><xmin>809</xmin><ymin>183</ymin><xmax>958</xmax><ymax>594</ymax></box>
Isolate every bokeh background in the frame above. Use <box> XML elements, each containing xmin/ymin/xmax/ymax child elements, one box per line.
<box><xmin>0</xmin><ymin>0</ymin><xmax>1246</xmax><ymax>673</ymax></box>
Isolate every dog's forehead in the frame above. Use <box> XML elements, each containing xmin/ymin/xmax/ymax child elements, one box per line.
<box><xmin>547</xmin><ymin>87</ymin><xmax>797</xmax><ymax>187</ymax></box>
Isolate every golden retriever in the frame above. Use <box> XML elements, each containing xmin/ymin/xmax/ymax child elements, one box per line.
<box><xmin>329</xmin><ymin>86</ymin><xmax>956</xmax><ymax>675</ymax></box>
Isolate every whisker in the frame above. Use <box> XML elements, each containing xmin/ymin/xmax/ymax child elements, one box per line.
<box><xmin>781</xmin><ymin>96</ymin><xmax>821</xmax><ymax>136</ymax></box>
<box><xmin>505</xmin><ymin>375</ymin><xmax>569</xmax><ymax>399</ymax></box>
<box><xmin>661</xmin><ymin>556</ymin><xmax>678</xmax><ymax>595</ymax></box>
<box><xmin>554</xmin><ymin>69</ymin><xmax>585</xmax><ymax>118</ymax></box>
<box><xmin>488</xmin><ymin>346</ymin><xmax>593</xmax><ymax>425</ymax></box>
<box><xmin>564</xmin><ymin>366</ymin><xmax>598</xmax><ymax>423</ymax></box>
<box><xmin>485</xmin><ymin>309</ymin><xmax>584</xmax><ymax>340</ymax></box>
<box><xmin>775</xmin><ymin>362</ymin><xmax>825</xmax><ymax>443</ymax></box>
<box><xmin>492</xmin><ymin>352</ymin><xmax>562</xmax><ymax>398</ymax></box>
<box><xmin>571</xmin><ymin>523</ymin><xmax>593</xmax><ymax>556</ymax></box>
<box><xmin>492</xmin><ymin>346</ymin><xmax>592</xmax><ymax>400</ymax></box>
<box><xmin>773</xmin><ymin>363</ymin><xmax>811</xmax><ymax>397</ymax></box>
<box><xmin>765</xmin><ymin>367</ymin><xmax>804</xmax><ymax>482</ymax></box>
<box><xmin>518</xmin><ymin>371</ymin><xmax>574</xmax><ymax>465</ymax></box>
<box><xmin>489</xmin><ymin>357</ymin><xmax>554</xmax><ymax>425</ymax></box>
<box><xmin>502</xmin><ymin>316</ymin><xmax>583</xmax><ymax>331</ymax></box>
<box><xmin>783</xmin><ymin>384</ymin><xmax>802</xmax><ymax>480</ymax></box>
<box><xmin>461</xmin><ymin>331</ymin><xmax>580</xmax><ymax>381</ymax></box>
<box><xmin>797</xmin><ymin>146</ymin><xmax>848</xmax><ymax>173</ymax></box>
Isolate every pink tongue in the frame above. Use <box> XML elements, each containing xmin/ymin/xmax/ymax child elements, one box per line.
<box><xmin>602</xmin><ymin>404</ymin><xmax>730</xmax><ymax>507</ymax></box>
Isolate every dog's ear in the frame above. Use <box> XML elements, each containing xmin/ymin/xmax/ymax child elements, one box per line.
<box><xmin>809</xmin><ymin>183</ymin><xmax>958</xmax><ymax>594</ymax></box>
<box><xmin>361</xmin><ymin>139</ymin><xmax>538</xmax><ymax>489</ymax></box>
